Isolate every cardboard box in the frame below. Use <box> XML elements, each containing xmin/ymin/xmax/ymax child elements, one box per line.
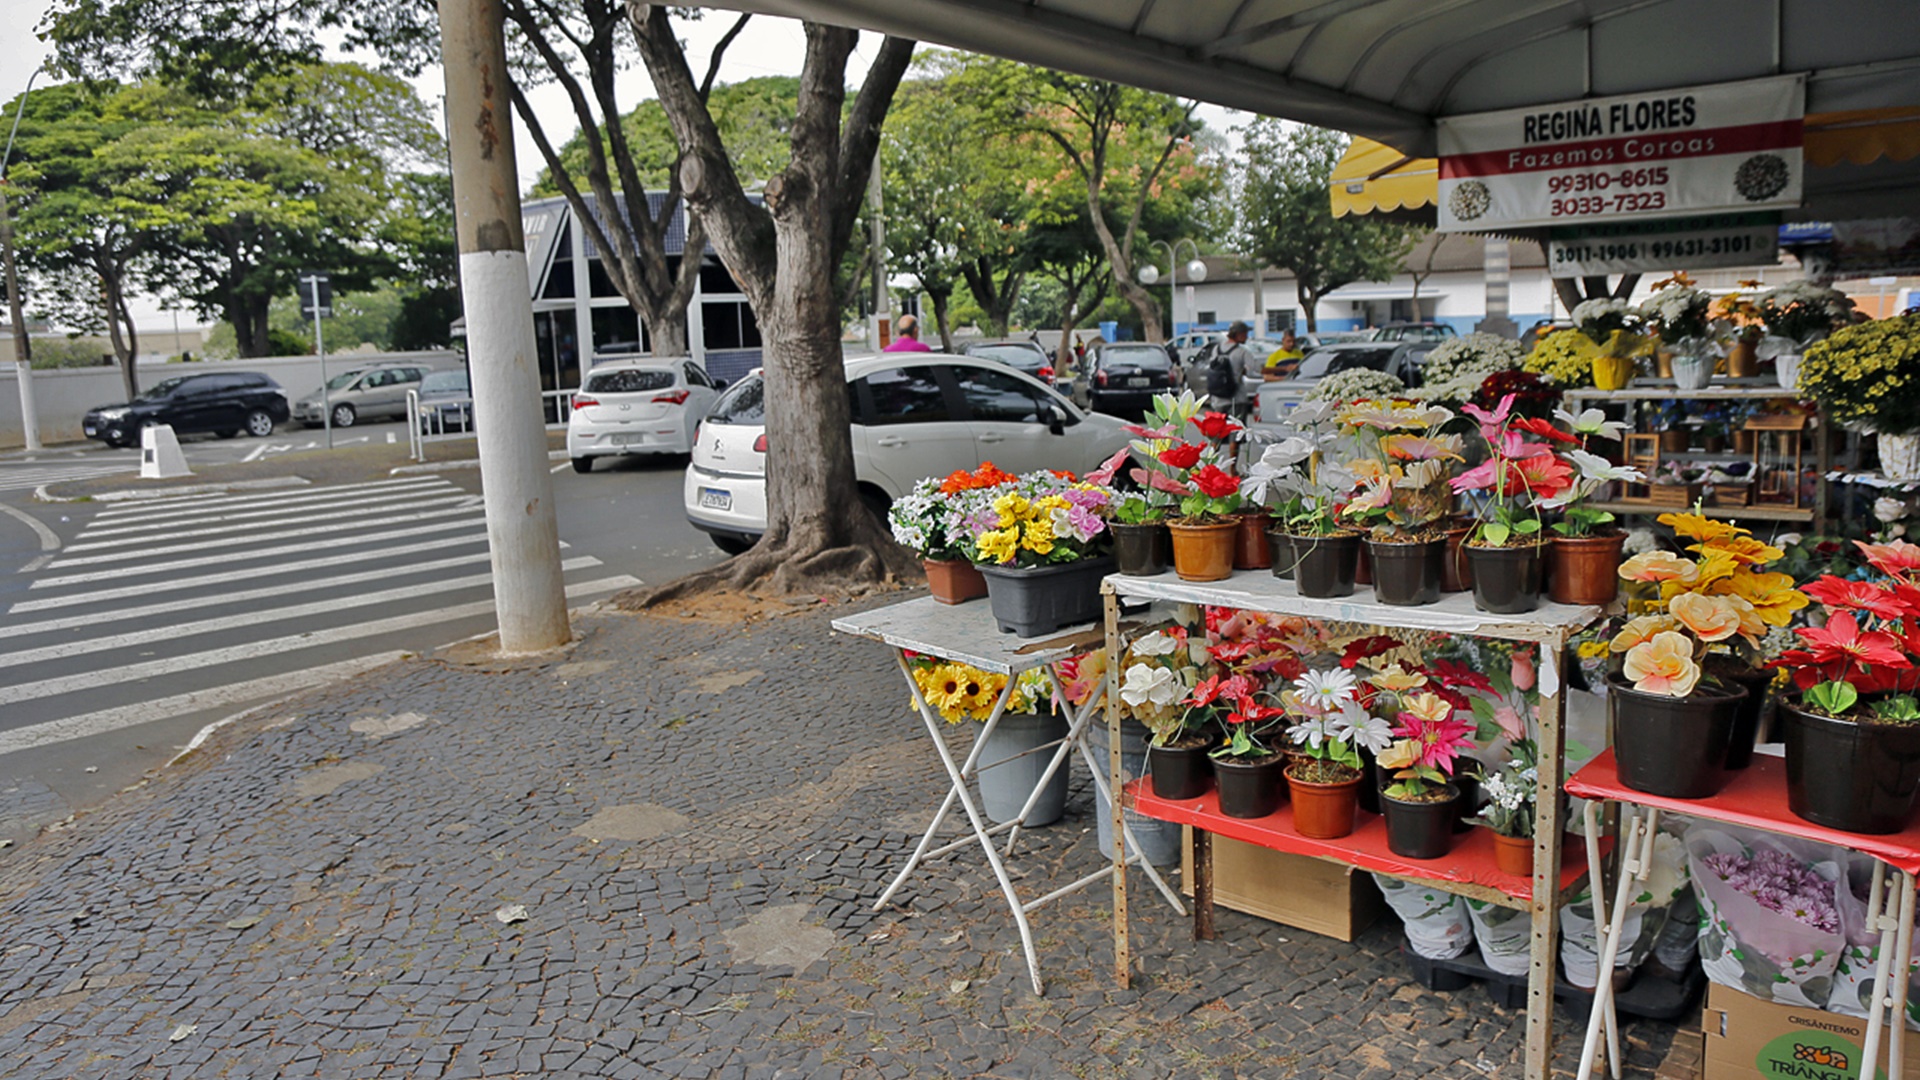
<box><xmin>1703</xmin><ymin>982</ymin><xmax>1920</xmax><ymax>1080</ymax></box>
<box><xmin>1179</xmin><ymin>826</ymin><xmax>1386</xmax><ymax>942</ymax></box>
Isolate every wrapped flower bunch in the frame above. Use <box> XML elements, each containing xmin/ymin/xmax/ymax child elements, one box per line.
<box><xmin>907</xmin><ymin>658</ymin><xmax>1053</xmax><ymax>723</ymax></box>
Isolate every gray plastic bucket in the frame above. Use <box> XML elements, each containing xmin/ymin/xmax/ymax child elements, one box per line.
<box><xmin>1093</xmin><ymin>720</ymin><xmax>1183</xmax><ymax>866</ymax></box>
<box><xmin>975</xmin><ymin>710</ymin><xmax>1071</xmax><ymax>825</ymax></box>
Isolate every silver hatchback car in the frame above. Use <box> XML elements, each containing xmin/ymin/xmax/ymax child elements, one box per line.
<box><xmin>294</xmin><ymin>364</ymin><xmax>433</xmax><ymax>428</ymax></box>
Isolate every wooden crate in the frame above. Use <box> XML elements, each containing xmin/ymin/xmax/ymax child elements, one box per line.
<box><xmin>1708</xmin><ymin>486</ymin><xmax>1752</xmax><ymax>508</ymax></box>
<box><xmin>1647</xmin><ymin>482</ymin><xmax>1705</xmax><ymax>507</ymax></box>
<box><xmin>1180</xmin><ymin>826</ymin><xmax>1387</xmax><ymax>942</ymax></box>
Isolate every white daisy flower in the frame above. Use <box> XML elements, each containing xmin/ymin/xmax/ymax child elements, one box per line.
<box><xmin>1292</xmin><ymin>668</ymin><xmax>1357</xmax><ymax>711</ymax></box>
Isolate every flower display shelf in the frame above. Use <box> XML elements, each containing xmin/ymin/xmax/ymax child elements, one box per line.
<box><xmin>1100</xmin><ymin>571</ymin><xmax>1601</xmax><ymax>1080</ymax></box>
<box><xmin>1127</xmin><ymin>781</ymin><xmax>1597</xmax><ymax>910</ymax></box>
<box><xmin>1565</xmin><ymin>750</ymin><xmax>1920</xmax><ymax>1080</ymax></box>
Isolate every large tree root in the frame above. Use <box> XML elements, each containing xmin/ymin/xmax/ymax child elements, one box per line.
<box><xmin>617</xmin><ymin>516</ymin><xmax>923</xmax><ymax>610</ymax></box>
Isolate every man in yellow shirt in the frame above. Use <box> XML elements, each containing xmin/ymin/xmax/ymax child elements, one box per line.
<box><xmin>1263</xmin><ymin>331</ymin><xmax>1304</xmax><ymax>380</ymax></box>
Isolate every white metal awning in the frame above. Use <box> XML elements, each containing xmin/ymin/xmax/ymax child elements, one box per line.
<box><xmin>703</xmin><ymin>0</ymin><xmax>1920</xmax><ymax>161</ymax></box>
<box><xmin>1321</xmin><ymin>285</ymin><xmax>1451</xmax><ymax>301</ymax></box>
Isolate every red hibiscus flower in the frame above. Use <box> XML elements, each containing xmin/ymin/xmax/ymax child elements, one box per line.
<box><xmin>1795</xmin><ymin>611</ymin><xmax>1912</xmax><ymax>681</ymax></box>
<box><xmin>1339</xmin><ymin>634</ymin><xmax>1402</xmax><ymax>669</ymax></box>
<box><xmin>1158</xmin><ymin>442</ymin><xmax>1203</xmax><ymax>470</ymax></box>
<box><xmin>1803</xmin><ymin>576</ymin><xmax>1912</xmax><ymax>621</ymax></box>
<box><xmin>1513</xmin><ymin>416</ymin><xmax>1581</xmax><ymax>446</ymax></box>
<box><xmin>1191</xmin><ymin>412</ymin><xmax>1242</xmax><ymax>441</ymax></box>
<box><xmin>1192</xmin><ymin>464</ymin><xmax>1240</xmax><ymax>499</ymax></box>
<box><xmin>1857</xmin><ymin>539</ymin><xmax>1920</xmax><ymax>576</ymax></box>
<box><xmin>1509</xmin><ymin>453</ymin><xmax>1574</xmax><ymax>500</ymax></box>
<box><xmin>1227</xmin><ymin>696</ymin><xmax>1285</xmax><ymax>725</ymax></box>
<box><xmin>1210</xmin><ymin>640</ymin><xmax>1257</xmax><ymax>664</ymax></box>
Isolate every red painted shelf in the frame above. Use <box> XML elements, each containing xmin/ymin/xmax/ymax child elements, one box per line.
<box><xmin>1567</xmin><ymin>750</ymin><xmax>1920</xmax><ymax>876</ymax></box>
<box><xmin>1126</xmin><ymin>779</ymin><xmax>1593</xmax><ymax>908</ymax></box>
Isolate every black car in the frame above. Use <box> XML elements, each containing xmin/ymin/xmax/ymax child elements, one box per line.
<box><xmin>82</xmin><ymin>372</ymin><xmax>290</xmax><ymax>448</ymax></box>
<box><xmin>961</xmin><ymin>340</ymin><xmax>1056</xmax><ymax>384</ymax></box>
<box><xmin>1087</xmin><ymin>343</ymin><xmax>1182</xmax><ymax>419</ymax></box>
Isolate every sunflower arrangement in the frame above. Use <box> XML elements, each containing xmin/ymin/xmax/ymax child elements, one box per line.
<box><xmin>907</xmin><ymin>658</ymin><xmax>1053</xmax><ymax>723</ymax></box>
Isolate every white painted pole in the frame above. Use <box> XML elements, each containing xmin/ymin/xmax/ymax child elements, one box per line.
<box><xmin>308</xmin><ymin>275</ymin><xmax>332</xmax><ymax>451</ymax></box>
<box><xmin>437</xmin><ymin>0</ymin><xmax>570</xmax><ymax>654</ymax></box>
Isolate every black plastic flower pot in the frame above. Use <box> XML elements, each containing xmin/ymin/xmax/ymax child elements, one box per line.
<box><xmin>1382</xmin><ymin>785</ymin><xmax>1459</xmax><ymax>859</ymax></box>
<box><xmin>1464</xmin><ymin>543</ymin><xmax>1545</xmax><ymax>615</ymax></box>
<box><xmin>1606</xmin><ymin>672</ymin><xmax>1747</xmax><ymax>799</ymax></box>
<box><xmin>977</xmin><ymin>556</ymin><xmax>1115</xmax><ymax>637</ymax></box>
<box><xmin>1367</xmin><ymin>538</ymin><xmax>1445</xmax><ymax>606</ymax></box>
<box><xmin>1451</xmin><ymin>765</ymin><xmax>1483</xmax><ymax>835</ymax></box>
<box><xmin>1266</xmin><ymin>528</ymin><xmax>1296</xmax><ymax>580</ymax></box>
<box><xmin>1708</xmin><ymin>660</ymin><xmax>1774</xmax><ymax>770</ymax></box>
<box><xmin>1356</xmin><ymin>747</ymin><xmax>1382</xmax><ymax>815</ymax></box>
<box><xmin>1147</xmin><ymin>741</ymin><xmax>1213</xmax><ymax>800</ymax></box>
<box><xmin>1782</xmin><ymin>703</ymin><xmax>1920</xmax><ymax>834</ymax></box>
<box><xmin>1110</xmin><ymin>522</ymin><xmax>1171</xmax><ymax>577</ymax></box>
<box><xmin>1292</xmin><ymin>532</ymin><xmax>1360</xmax><ymax>598</ymax></box>
<box><xmin>1211</xmin><ymin>754</ymin><xmax>1288</xmax><ymax>819</ymax></box>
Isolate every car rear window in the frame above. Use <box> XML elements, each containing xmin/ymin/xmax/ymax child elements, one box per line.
<box><xmin>421</xmin><ymin>371</ymin><xmax>468</xmax><ymax>393</ymax></box>
<box><xmin>969</xmin><ymin>345</ymin><xmax>1043</xmax><ymax>369</ymax></box>
<box><xmin>707</xmin><ymin>375</ymin><xmax>765</xmax><ymax>424</ymax></box>
<box><xmin>1101</xmin><ymin>348</ymin><xmax>1171</xmax><ymax>371</ymax></box>
<box><xmin>1296</xmin><ymin>347</ymin><xmax>1397</xmax><ymax>379</ymax></box>
<box><xmin>585</xmin><ymin>368</ymin><xmax>676</xmax><ymax>394</ymax></box>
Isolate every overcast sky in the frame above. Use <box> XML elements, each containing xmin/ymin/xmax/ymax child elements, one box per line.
<box><xmin>2</xmin><ymin>1</ymin><xmax>1239</xmax><ymax>330</ymax></box>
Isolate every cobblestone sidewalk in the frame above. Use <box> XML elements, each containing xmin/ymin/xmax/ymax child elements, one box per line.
<box><xmin>0</xmin><ymin>598</ymin><xmax>1684</xmax><ymax>1079</ymax></box>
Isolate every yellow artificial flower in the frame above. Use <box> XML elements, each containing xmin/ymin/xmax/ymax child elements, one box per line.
<box><xmin>1020</xmin><ymin>517</ymin><xmax>1057</xmax><ymax>554</ymax></box>
<box><xmin>958</xmin><ymin>670</ymin><xmax>1006</xmax><ymax>718</ymax></box>
<box><xmin>1375</xmin><ymin>739</ymin><xmax>1421</xmax><ymax>771</ymax></box>
<box><xmin>1367</xmin><ymin>664</ymin><xmax>1428</xmax><ymax>692</ymax></box>
<box><xmin>1724</xmin><ymin>594</ymin><xmax>1768</xmax><ymax>639</ymax></box>
<box><xmin>1723</xmin><ymin>569</ymin><xmax>1811</xmax><ymax>626</ymax></box>
<box><xmin>1610</xmin><ymin>614</ymin><xmax>1679</xmax><ymax>653</ymax></box>
<box><xmin>1656</xmin><ymin>511</ymin><xmax>1742</xmax><ymax>544</ymax></box>
<box><xmin>1577</xmin><ymin>639</ymin><xmax>1612</xmax><ymax>660</ymax></box>
<box><xmin>1694</xmin><ymin>534</ymin><xmax>1785</xmax><ymax>566</ymax></box>
<box><xmin>993</xmin><ymin>493</ymin><xmax>1031</xmax><ymax>528</ymax></box>
<box><xmin>976</xmin><ymin>528</ymin><xmax>1019</xmax><ymax>565</ymax></box>
<box><xmin>1680</xmin><ymin>550</ymin><xmax>1741</xmax><ymax>594</ymax></box>
<box><xmin>1623</xmin><ymin>632</ymin><xmax>1703</xmax><ymax>697</ymax></box>
<box><xmin>1403</xmin><ymin>691</ymin><xmax>1452</xmax><ymax>724</ymax></box>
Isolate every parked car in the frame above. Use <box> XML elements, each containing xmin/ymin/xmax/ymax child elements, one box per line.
<box><xmin>1169</xmin><ymin>331</ymin><xmax>1219</xmax><ymax>363</ymax></box>
<box><xmin>415</xmin><ymin>369</ymin><xmax>473</xmax><ymax>435</ymax></box>
<box><xmin>567</xmin><ymin>358</ymin><xmax>723</xmax><ymax>473</ymax></box>
<box><xmin>1252</xmin><ymin>342</ymin><xmax>1421</xmax><ymax>424</ymax></box>
<box><xmin>1088</xmin><ymin>342</ymin><xmax>1183</xmax><ymax>419</ymax></box>
<box><xmin>1370</xmin><ymin>322</ymin><xmax>1457</xmax><ymax>344</ymax></box>
<box><xmin>82</xmin><ymin>371</ymin><xmax>288</xmax><ymax>448</ymax></box>
<box><xmin>683</xmin><ymin>356</ymin><xmax>1134</xmax><ymax>554</ymax></box>
<box><xmin>293</xmin><ymin>363</ymin><xmax>434</xmax><ymax>428</ymax></box>
<box><xmin>961</xmin><ymin>340</ymin><xmax>1057</xmax><ymax>385</ymax></box>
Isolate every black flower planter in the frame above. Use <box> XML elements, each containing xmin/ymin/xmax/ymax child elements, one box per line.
<box><xmin>1147</xmin><ymin>741</ymin><xmax>1213</xmax><ymax>801</ymax></box>
<box><xmin>1383</xmin><ymin>786</ymin><xmax>1459</xmax><ymax>859</ymax></box>
<box><xmin>1357</xmin><ymin>747</ymin><xmax>1382</xmax><ymax>815</ymax></box>
<box><xmin>1292</xmin><ymin>532</ymin><xmax>1360</xmax><ymax>598</ymax></box>
<box><xmin>1266</xmin><ymin>529</ymin><xmax>1296</xmax><ymax>581</ymax></box>
<box><xmin>1212</xmin><ymin>754</ymin><xmax>1288</xmax><ymax>819</ymax></box>
<box><xmin>1464</xmin><ymin>544</ymin><xmax>1545</xmax><ymax>615</ymax></box>
<box><xmin>1782</xmin><ymin>704</ymin><xmax>1920</xmax><ymax>834</ymax></box>
<box><xmin>1111</xmin><ymin>522</ymin><xmax>1171</xmax><ymax>577</ymax></box>
<box><xmin>1708</xmin><ymin>661</ymin><xmax>1774</xmax><ymax>770</ymax></box>
<box><xmin>1367</xmin><ymin>538</ymin><xmax>1445</xmax><ymax>606</ymax></box>
<box><xmin>1607</xmin><ymin>672</ymin><xmax>1747</xmax><ymax>798</ymax></box>
<box><xmin>978</xmin><ymin>556</ymin><xmax>1115</xmax><ymax>636</ymax></box>
<box><xmin>1451</xmin><ymin>765</ymin><xmax>1483</xmax><ymax>834</ymax></box>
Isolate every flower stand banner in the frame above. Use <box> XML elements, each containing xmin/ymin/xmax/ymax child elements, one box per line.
<box><xmin>1687</xmin><ymin>826</ymin><xmax>1846</xmax><ymax>1008</ymax></box>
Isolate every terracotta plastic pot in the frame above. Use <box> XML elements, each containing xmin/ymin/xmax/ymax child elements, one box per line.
<box><xmin>1782</xmin><ymin>704</ymin><xmax>1920</xmax><ymax>834</ymax></box>
<box><xmin>1266</xmin><ymin>528</ymin><xmax>1296</xmax><ymax>580</ymax></box>
<box><xmin>1493</xmin><ymin>832</ymin><xmax>1533</xmax><ymax>877</ymax></box>
<box><xmin>1147</xmin><ymin>741</ymin><xmax>1213</xmax><ymax>800</ymax></box>
<box><xmin>1383</xmin><ymin>786</ymin><xmax>1459</xmax><ymax>859</ymax></box>
<box><xmin>1291</xmin><ymin>532</ymin><xmax>1360</xmax><ymax>598</ymax></box>
<box><xmin>1285</xmin><ymin>764</ymin><xmax>1362</xmax><ymax>839</ymax></box>
<box><xmin>1442</xmin><ymin>524</ymin><xmax>1474</xmax><ymax>593</ymax></box>
<box><xmin>1658</xmin><ymin>429</ymin><xmax>1690</xmax><ymax>453</ymax></box>
<box><xmin>1367</xmin><ymin>537</ymin><xmax>1445</xmax><ymax>607</ymax></box>
<box><xmin>1167</xmin><ymin>521</ymin><xmax>1237</xmax><ymax>582</ymax></box>
<box><xmin>1110</xmin><ymin>521</ymin><xmax>1171</xmax><ymax>577</ymax></box>
<box><xmin>1548</xmin><ymin>533</ymin><xmax>1626</xmax><ymax>606</ymax></box>
<box><xmin>1464</xmin><ymin>543</ymin><xmax>1544</xmax><ymax>614</ymax></box>
<box><xmin>1607</xmin><ymin>672</ymin><xmax>1747</xmax><ymax>799</ymax></box>
<box><xmin>1233</xmin><ymin>512</ymin><xmax>1274</xmax><ymax>570</ymax></box>
<box><xmin>1212</xmin><ymin>754</ymin><xmax>1288</xmax><ymax>819</ymax></box>
<box><xmin>923</xmin><ymin>558</ymin><xmax>988</xmax><ymax>605</ymax></box>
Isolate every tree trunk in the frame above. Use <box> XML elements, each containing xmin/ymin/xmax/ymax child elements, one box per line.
<box><xmin>928</xmin><ymin>287</ymin><xmax>954</xmax><ymax>353</ymax></box>
<box><xmin>102</xmin><ymin>269</ymin><xmax>139</xmax><ymax>402</ymax></box>
<box><xmin>647</xmin><ymin>303</ymin><xmax>690</xmax><ymax>357</ymax></box>
<box><xmin>1298</xmin><ymin>283</ymin><xmax>1320</xmax><ymax>333</ymax></box>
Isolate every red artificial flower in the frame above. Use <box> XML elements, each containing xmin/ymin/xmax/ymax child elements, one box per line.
<box><xmin>1191</xmin><ymin>412</ymin><xmax>1243</xmax><ymax>441</ymax></box>
<box><xmin>1050</xmin><ymin>469</ymin><xmax>1077</xmax><ymax>481</ymax></box>
<box><xmin>1192</xmin><ymin>464</ymin><xmax>1240</xmax><ymax>499</ymax></box>
<box><xmin>1210</xmin><ymin>640</ymin><xmax>1257</xmax><ymax>664</ymax></box>
<box><xmin>1802</xmin><ymin>576</ymin><xmax>1911</xmax><ymax>621</ymax></box>
<box><xmin>1857</xmin><ymin>539</ymin><xmax>1920</xmax><ymax>577</ymax></box>
<box><xmin>1795</xmin><ymin>611</ymin><xmax>1912</xmax><ymax>675</ymax></box>
<box><xmin>1188</xmin><ymin>674</ymin><xmax>1226</xmax><ymax>707</ymax></box>
<box><xmin>1226</xmin><ymin>695</ymin><xmax>1285</xmax><ymax>725</ymax></box>
<box><xmin>1427</xmin><ymin>659</ymin><xmax>1495</xmax><ymax>695</ymax></box>
<box><xmin>1513</xmin><ymin>416</ymin><xmax>1581</xmax><ymax>446</ymax></box>
<box><xmin>1392</xmin><ymin>711</ymin><xmax>1478</xmax><ymax>775</ymax></box>
<box><xmin>1158</xmin><ymin>442</ymin><xmax>1203</xmax><ymax>470</ymax></box>
<box><xmin>1339</xmin><ymin>634</ymin><xmax>1403</xmax><ymax>669</ymax></box>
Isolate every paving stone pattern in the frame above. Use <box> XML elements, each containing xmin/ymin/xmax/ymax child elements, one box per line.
<box><xmin>0</xmin><ymin>600</ymin><xmax>1680</xmax><ymax>1078</ymax></box>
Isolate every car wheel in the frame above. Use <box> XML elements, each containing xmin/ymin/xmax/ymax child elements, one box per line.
<box><xmin>570</xmin><ymin>456</ymin><xmax>593</xmax><ymax>474</ymax></box>
<box><xmin>712</xmin><ymin>534</ymin><xmax>754</xmax><ymax>556</ymax></box>
<box><xmin>245</xmin><ymin>410</ymin><xmax>275</xmax><ymax>438</ymax></box>
<box><xmin>331</xmin><ymin>403</ymin><xmax>357</xmax><ymax>428</ymax></box>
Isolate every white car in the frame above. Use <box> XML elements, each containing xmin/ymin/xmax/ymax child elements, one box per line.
<box><xmin>684</xmin><ymin>355</ymin><xmax>1136</xmax><ymax>554</ymax></box>
<box><xmin>566</xmin><ymin>358</ymin><xmax>722</xmax><ymax>473</ymax></box>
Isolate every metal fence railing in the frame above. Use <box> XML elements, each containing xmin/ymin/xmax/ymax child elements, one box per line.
<box><xmin>408</xmin><ymin>389</ymin><xmax>575</xmax><ymax>462</ymax></box>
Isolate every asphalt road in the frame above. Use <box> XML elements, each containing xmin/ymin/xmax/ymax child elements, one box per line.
<box><xmin>0</xmin><ymin>418</ymin><xmax>728</xmax><ymax>836</ymax></box>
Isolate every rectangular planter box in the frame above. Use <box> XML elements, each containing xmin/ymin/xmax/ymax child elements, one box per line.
<box><xmin>1647</xmin><ymin>482</ymin><xmax>1705</xmax><ymax>507</ymax></box>
<box><xmin>1708</xmin><ymin>486</ymin><xmax>1753</xmax><ymax>508</ymax></box>
<box><xmin>976</xmin><ymin>556</ymin><xmax>1114</xmax><ymax>637</ymax></box>
<box><xmin>1179</xmin><ymin>827</ymin><xmax>1386</xmax><ymax>943</ymax></box>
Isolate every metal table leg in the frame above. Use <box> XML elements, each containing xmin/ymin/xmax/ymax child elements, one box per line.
<box><xmin>1578</xmin><ymin>804</ymin><xmax>1659</xmax><ymax>1080</ymax></box>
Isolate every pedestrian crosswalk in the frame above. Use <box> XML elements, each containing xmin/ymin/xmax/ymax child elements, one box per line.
<box><xmin>0</xmin><ymin>475</ymin><xmax>640</xmax><ymax>757</ymax></box>
<box><xmin>0</xmin><ymin>460</ymin><xmax>138</xmax><ymax>494</ymax></box>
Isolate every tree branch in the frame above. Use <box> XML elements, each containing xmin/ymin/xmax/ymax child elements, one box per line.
<box><xmin>829</xmin><ymin>35</ymin><xmax>915</xmax><ymax>259</ymax></box>
<box><xmin>700</xmin><ymin>13</ymin><xmax>752</xmax><ymax>100</ymax></box>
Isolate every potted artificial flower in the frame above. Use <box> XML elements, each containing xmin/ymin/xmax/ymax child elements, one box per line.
<box><xmin>1157</xmin><ymin>432</ymin><xmax>1244</xmax><ymax>582</ymax></box>
<box><xmin>963</xmin><ymin>470</ymin><xmax>1116</xmax><ymax>637</ymax></box>
<box><xmin>889</xmin><ymin>464</ymin><xmax>1014</xmax><ymax>604</ymax></box>
<box><xmin>1475</xmin><ymin>743</ymin><xmax>1539</xmax><ymax>877</ymax></box>
<box><xmin>908</xmin><ymin>659</ymin><xmax>1070</xmax><ymax>826</ymax></box>
<box><xmin>1106</xmin><ymin>491</ymin><xmax>1171</xmax><ymax>576</ymax></box>
<box><xmin>1171</xmin><ymin>410</ymin><xmax>1272</xmax><ymax>570</ymax></box>
<box><xmin>1636</xmin><ymin>273</ymin><xmax>1716</xmax><ymax>390</ymax></box>
<box><xmin>1797</xmin><ymin>314</ymin><xmax>1920</xmax><ymax>479</ymax></box>
<box><xmin>1569</xmin><ymin>297</ymin><xmax>1650</xmax><ymax>383</ymax></box>
<box><xmin>1116</xmin><ymin>626</ymin><xmax>1217</xmax><ymax>799</ymax></box>
<box><xmin>1202</xmin><ymin>676</ymin><xmax>1290</xmax><ymax>819</ymax></box>
<box><xmin>1337</xmin><ymin>399</ymin><xmax>1462</xmax><ymax>606</ymax></box>
<box><xmin>1240</xmin><ymin>401</ymin><xmax>1362</xmax><ymax>594</ymax></box>
<box><xmin>1606</xmin><ymin>514</ymin><xmax>1807</xmax><ymax>797</ymax></box>
<box><xmin>1711</xmin><ymin>282</ymin><xmax>1767</xmax><ymax>378</ymax></box>
<box><xmin>1451</xmin><ymin>392</ymin><xmax>1572</xmax><ymax>614</ymax></box>
<box><xmin>1375</xmin><ymin>690</ymin><xmax>1477</xmax><ymax>859</ymax></box>
<box><xmin>1774</xmin><ymin>538</ymin><xmax>1920</xmax><ymax>833</ymax></box>
<box><xmin>1540</xmin><ymin>407</ymin><xmax>1644</xmax><ymax>605</ymax></box>
<box><xmin>1756</xmin><ymin>279</ymin><xmax>1855</xmax><ymax>393</ymax></box>
<box><xmin>1281</xmin><ymin>667</ymin><xmax>1393</xmax><ymax>839</ymax></box>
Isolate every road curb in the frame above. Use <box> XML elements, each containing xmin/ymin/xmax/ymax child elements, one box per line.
<box><xmin>169</xmin><ymin>651</ymin><xmax>413</xmax><ymax>767</ymax></box>
<box><xmin>389</xmin><ymin>461</ymin><xmax>480</xmax><ymax>475</ymax></box>
<box><xmin>34</xmin><ymin>476</ymin><xmax>311</xmax><ymax>504</ymax></box>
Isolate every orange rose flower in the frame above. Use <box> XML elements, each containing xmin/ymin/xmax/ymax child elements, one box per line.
<box><xmin>1623</xmin><ymin>632</ymin><xmax>1702</xmax><ymax>697</ymax></box>
<box><xmin>1669</xmin><ymin>592</ymin><xmax>1742</xmax><ymax>643</ymax></box>
<box><xmin>1619</xmin><ymin>551</ymin><xmax>1699</xmax><ymax>585</ymax></box>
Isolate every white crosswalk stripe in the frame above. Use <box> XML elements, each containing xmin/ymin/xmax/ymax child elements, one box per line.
<box><xmin>0</xmin><ymin>463</ymin><xmax>137</xmax><ymax>492</ymax></box>
<box><xmin>0</xmin><ymin>478</ymin><xmax>640</xmax><ymax>756</ymax></box>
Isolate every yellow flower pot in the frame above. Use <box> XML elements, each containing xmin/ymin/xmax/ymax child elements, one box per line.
<box><xmin>1592</xmin><ymin>355</ymin><xmax>1635</xmax><ymax>391</ymax></box>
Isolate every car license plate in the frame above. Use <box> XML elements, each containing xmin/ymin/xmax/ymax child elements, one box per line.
<box><xmin>698</xmin><ymin>487</ymin><xmax>732</xmax><ymax>511</ymax></box>
<box><xmin>83</xmin><ymin>425</ymin><xmax>96</xmax><ymax>436</ymax></box>
<box><xmin>1126</xmin><ymin>377</ymin><xmax>1149</xmax><ymax>387</ymax></box>
<box><xmin>610</xmin><ymin>434</ymin><xmax>629</xmax><ymax>446</ymax></box>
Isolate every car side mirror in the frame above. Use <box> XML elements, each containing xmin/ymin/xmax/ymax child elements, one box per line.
<box><xmin>712</xmin><ymin>379</ymin><xmax>728</xmax><ymax>391</ymax></box>
<box><xmin>1040</xmin><ymin>401</ymin><xmax>1066</xmax><ymax>436</ymax></box>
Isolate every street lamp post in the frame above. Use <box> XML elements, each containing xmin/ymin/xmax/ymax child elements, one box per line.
<box><xmin>1136</xmin><ymin>238</ymin><xmax>1207</xmax><ymax>341</ymax></box>
<box><xmin>2</xmin><ymin>69</ymin><xmax>43</xmax><ymax>452</ymax></box>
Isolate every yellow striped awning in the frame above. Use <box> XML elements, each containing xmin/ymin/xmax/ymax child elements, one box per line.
<box><xmin>1328</xmin><ymin>137</ymin><xmax>1436</xmax><ymax>219</ymax></box>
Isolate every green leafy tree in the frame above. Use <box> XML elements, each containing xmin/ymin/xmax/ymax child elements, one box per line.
<box><xmin>1237</xmin><ymin>122</ymin><xmax>1418</xmax><ymax>333</ymax></box>
<box><xmin>880</xmin><ymin>79</ymin><xmax>1004</xmax><ymax>352</ymax></box>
